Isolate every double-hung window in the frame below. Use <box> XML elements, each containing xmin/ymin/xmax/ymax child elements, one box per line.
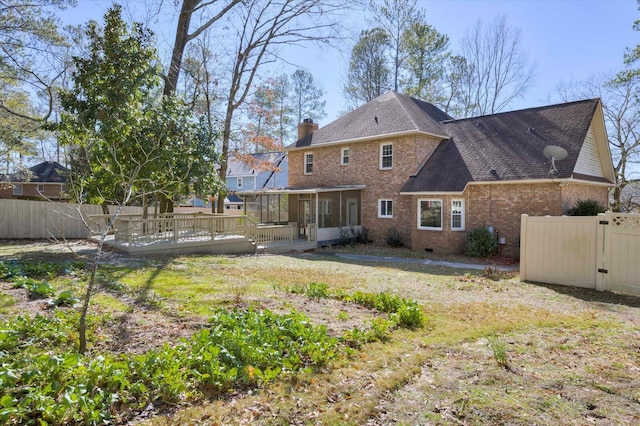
<box><xmin>379</xmin><ymin>199</ymin><xmax>393</xmax><ymax>218</ymax></box>
<box><xmin>304</xmin><ymin>152</ymin><xmax>314</xmax><ymax>175</ymax></box>
<box><xmin>37</xmin><ymin>184</ymin><xmax>45</xmax><ymax>193</ymax></box>
<box><xmin>451</xmin><ymin>199</ymin><xmax>465</xmax><ymax>231</ymax></box>
<box><xmin>380</xmin><ymin>143</ymin><xmax>393</xmax><ymax>169</ymax></box>
<box><xmin>12</xmin><ymin>184</ymin><xmax>22</xmax><ymax>196</ymax></box>
<box><xmin>341</xmin><ymin>147</ymin><xmax>350</xmax><ymax>165</ymax></box>
<box><xmin>418</xmin><ymin>199</ymin><xmax>442</xmax><ymax>230</ymax></box>
<box><xmin>236</xmin><ymin>177</ymin><xmax>243</xmax><ymax>189</ymax></box>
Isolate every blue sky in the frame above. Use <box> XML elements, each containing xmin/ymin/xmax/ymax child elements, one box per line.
<box><xmin>67</xmin><ymin>0</ymin><xmax>639</xmax><ymax>124</ymax></box>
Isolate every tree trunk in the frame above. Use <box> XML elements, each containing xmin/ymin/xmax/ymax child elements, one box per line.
<box><xmin>164</xmin><ymin>0</ymin><xmax>197</xmax><ymax>97</ymax></box>
<box><xmin>216</xmin><ymin>101</ymin><xmax>234</xmax><ymax>213</ymax></box>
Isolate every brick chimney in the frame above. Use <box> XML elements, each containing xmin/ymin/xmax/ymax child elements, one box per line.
<box><xmin>297</xmin><ymin>118</ymin><xmax>318</xmax><ymax>140</ymax></box>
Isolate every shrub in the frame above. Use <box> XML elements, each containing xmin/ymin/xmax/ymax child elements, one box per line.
<box><xmin>465</xmin><ymin>226</ymin><xmax>498</xmax><ymax>258</ymax></box>
<box><xmin>385</xmin><ymin>227</ymin><xmax>404</xmax><ymax>247</ymax></box>
<box><xmin>567</xmin><ymin>198</ymin><xmax>606</xmax><ymax>216</ymax></box>
<box><xmin>353</xmin><ymin>227</ymin><xmax>369</xmax><ymax>244</ymax></box>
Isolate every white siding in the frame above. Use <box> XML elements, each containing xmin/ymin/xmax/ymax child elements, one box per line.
<box><xmin>574</xmin><ymin>125</ymin><xmax>605</xmax><ymax>177</ymax></box>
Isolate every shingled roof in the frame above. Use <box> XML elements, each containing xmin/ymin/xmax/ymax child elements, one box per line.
<box><xmin>287</xmin><ymin>91</ymin><xmax>452</xmax><ymax>149</ymax></box>
<box><xmin>1</xmin><ymin>161</ymin><xmax>68</xmax><ymax>183</ymax></box>
<box><xmin>402</xmin><ymin>98</ymin><xmax>608</xmax><ymax>193</ymax></box>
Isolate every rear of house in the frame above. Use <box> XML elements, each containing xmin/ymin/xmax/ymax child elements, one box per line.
<box><xmin>252</xmin><ymin>92</ymin><xmax>615</xmax><ymax>258</ymax></box>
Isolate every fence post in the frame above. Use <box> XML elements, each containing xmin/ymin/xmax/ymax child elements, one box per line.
<box><xmin>520</xmin><ymin>214</ymin><xmax>528</xmax><ymax>281</ymax></box>
<box><xmin>596</xmin><ymin>212</ymin><xmax>610</xmax><ymax>292</ymax></box>
<box><xmin>173</xmin><ymin>217</ymin><xmax>178</xmax><ymax>244</ymax></box>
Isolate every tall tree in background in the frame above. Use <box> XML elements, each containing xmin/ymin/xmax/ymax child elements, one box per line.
<box><xmin>455</xmin><ymin>14</ymin><xmax>535</xmax><ymax>117</ymax></box>
<box><xmin>344</xmin><ymin>28</ymin><xmax>391</xmax><ymax>106</ymax></box>
<box><xmin>291</xmin><ymin>69</ymin><xmax>326</xmax><ymax>125</ymax></box>
<box><xmin>240</xmin><ymin>69</ymin><xmax>325</xmax><ymax>168</ymax></box>
<box><xmin>164</xmin><ymin>0</ymin><xmax>241</xmax><ymax>97</ymax></box>
<box><xmin>617</xmin><ymin>0</ymin><xmax>639</xmax><ymax>84</ymax></box>
<box><xmin>213</xmin><ymin>0</ymin><xmax>347</xmax><ymax>213</ymax></box>
<box><xmin>369</xmin><ymin>0</ymin><xmax>421</xmax><ymax>92</ymax></box>
<box><xmin>0</xmin><ymin>0</ymin><xmax>73</xmax><ymax>171</ymax></box>
<box><xmin>345</xmin><ymin>0</ymin><xmax>449</xmax><ymax>109</ymax></box>
<box><xmin>401</xmin><ymin>21</ymin><xmax>450</xmax><ymax>103</ymax></box>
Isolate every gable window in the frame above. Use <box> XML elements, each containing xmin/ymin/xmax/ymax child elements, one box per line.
<box><xmin>304</xmin><ymin>152</ymin><xmax>314</xmax><ymax>175</ymax></box>
<box><xmin>341</xmin><ymin>147</ymin><xmax>350</xmax><ymax>165</ymax></box>
<box><xmin>418</xmin><ymin>199</ymin><xmax>442</xmax><ymax>230</ymax></box>
<box><xmin>12</xmin><ymin>184</ymin><xmax>22</xmax><ymax>196</ymax></box>
<box><xmin>451</xmin><ymin>199</ymin><xmax>465</xmax><ymax>231</ymax></box>
<box><xmin>379</xmin><ymin>199</ymin><xmax>393</xmax><ymax>218</ymax></box>
<box><xmin>380</xmin><ymin>143</ymin><xmax>393</xmax><ymax>169</ymax></box>
<box><xmin>237</xmin><ymin>177</ymin><xmax>243</xmax><ymax>189</ymax></box>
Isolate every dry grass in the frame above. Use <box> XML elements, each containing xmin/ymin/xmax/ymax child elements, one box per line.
<box><xmin>1</xmin><ymin>241</ymin><xmax>639</xmax><ymax>425</ymax></box>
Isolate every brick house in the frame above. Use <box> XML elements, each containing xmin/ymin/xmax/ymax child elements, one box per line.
<box><xmin>242</xmin><ymin>91</ymin><xmax>615</xmax><ymax>258</ymax></box>
<box><xmin>0</xmin><ymin>161</ymin><xmax>68</xmax><ymax>201</ymax></box>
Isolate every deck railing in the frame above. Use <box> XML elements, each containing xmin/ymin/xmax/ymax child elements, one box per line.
<box><xmin>88</xmin><ymin>213</ymin><xmax>316</xmax><ymax>248</ymax></box>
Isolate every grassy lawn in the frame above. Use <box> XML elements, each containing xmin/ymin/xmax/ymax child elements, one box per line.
<box><xmin>1</xmin><ymin>241</ymin><xmax>639</xmax><ymax>425</ymax></box>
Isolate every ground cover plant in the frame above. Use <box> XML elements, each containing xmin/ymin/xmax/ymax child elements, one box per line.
<box><xmin>0</xmin><ymin>241</ymin><xmax>639</xmax><ymax>425</ymax></box>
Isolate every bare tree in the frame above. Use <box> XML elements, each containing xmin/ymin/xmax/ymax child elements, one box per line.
<box><xmin>557</xmin><ymin>73</ymin><xmax>640</xmax><ymax>212</ymax></box>
<box><xmin>213</xmin><ymin>0</ymin><xmax>347</xmax><ymax>213</ymax></box>
<box><xmin>163</xmin><ymin>0</ymin><xmax>242</xmax><ymax>97</ymax></box>
<box><xmin>456</xmin><ymin>14</ymin><xmax>535</xmax><ymax>117</ymax></box>
<box><xmin>290</xmin><ymin>68</ymin><xmax>326</xmax><ymax>125</ymax></box>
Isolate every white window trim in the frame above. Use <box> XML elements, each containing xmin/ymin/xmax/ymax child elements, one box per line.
<box><xmin>12</xmin><ymin>184</ymin><xmax>23</xmax><ymax>195</ymax></box>
<box><xmin>378</xmin><ymin>199</ymin><xmax>393</xmax><ymax>218</ymax></box>
<box><xmin>37</xmin><ymin>184</ymin><xmax>45</xmax><ymax>193</ymax></box>
<box><xmin>304</xmin><ymin>152</ymin><xmax>314</xmax><ymax>175</ymax></box>
<box><xmin>451</xmin><ymin>199</ymin><xmax>465</xmax><ymax>231</ymax></box>
<box><xmin>236</xmin><ymin>177</ymin><xmax>243</xmax><ymax>189</ymax></box>
<box><xmin>418</xmin><ymin>198</ymin><xmax>443</xmax><ymax>231</ymax></box>
<box><xmin>380</xmin><ymin>143</ymin><xmax>393</xmax><ymax>170</ymax></box>
<box><xmin>341</xmin><ymin>147</ymin><xmax>350</xmax><ymax>166</ymax></box>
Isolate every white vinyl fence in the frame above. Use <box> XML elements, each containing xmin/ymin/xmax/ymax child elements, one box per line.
<box><xmin>521</xmin><ymin>212</ymin><xmax>640</xmax><ymax>296</ymax></box>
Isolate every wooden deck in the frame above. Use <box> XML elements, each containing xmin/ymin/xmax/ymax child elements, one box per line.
<box><xmin>88</xmin><ymin>213</ymin><xmax>317</xmax><ymax>255</ymax></box>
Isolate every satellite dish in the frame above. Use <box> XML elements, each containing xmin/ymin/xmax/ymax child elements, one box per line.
<box><xmin>543</xmin><ymin>145</ymin><xmax>568</xmax><ymax>161</ymax></box>
<box><xmin>543</xmin><ymin>145</ymin><xmax>568</xmax><ymax>177</ymax></box>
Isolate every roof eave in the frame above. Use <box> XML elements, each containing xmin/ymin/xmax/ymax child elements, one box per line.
<box><xmin>237</xmin><ymin>185</ymin><xmax>367</xmax><ymax>196</ymax></box>
<box><xmin>286</xmin><ymin>130</ymin><xmax>449</xmax><ymax>151</ymax></box>
<box><xmin>400</xmin><ymin>176</ymin><xmax>614</xmax><ymax>196</ymax></box>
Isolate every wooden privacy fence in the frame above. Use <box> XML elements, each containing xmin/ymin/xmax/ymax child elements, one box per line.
<box><xmin>0</xmin><ymin>199</ymin><xmax>211</xmax><ymax>239</ymax></box>
<box><xmin>520</xmin><ymin>212</ymin><xmax>640</xmax><ymax>296</ymax></box>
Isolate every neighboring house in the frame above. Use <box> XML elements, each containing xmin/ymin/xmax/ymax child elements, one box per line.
<box><xmin>226</xmin><ymin>152</ymin><xmax>288</xmax><ymax>221</ymax></box>
<box><xmin>0</xmin><ymin>161</ymin><xmax>68</xmax><ymax>201</ymax></box>
<box><xmin>226</xmin><ymin>152</ymin><xmax>288</xmax><ymax>192</ymax></box>
<box><xmin>242</xmin><ymin>92</ymin><xmax>615</xmax><ymax>258</ymax></box>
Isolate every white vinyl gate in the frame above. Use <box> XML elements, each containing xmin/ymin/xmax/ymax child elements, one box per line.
<box><xmin>520</xmin><ymin>212</ymin><xmax>640</xmax><ymax>295</ymax></box>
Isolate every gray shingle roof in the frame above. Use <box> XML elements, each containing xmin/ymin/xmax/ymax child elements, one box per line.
<box><xmin>287</xmin><ymin>91</ymin><xmax>452</xmax><ymax>149</ymax></box>
<box><xmin>226</xmin><ymin>152</ymin><xmax>285</xmax><ymax>177</ymax></box>
<box><xmin>1</xmin><ymin>161</ymin><xmax>68</xmax><ymax>183</ymax></box>
<box><xmin>402</xmin><ymin>99</ymin><xmax>604</xmax><ymax>192</ymax></box>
